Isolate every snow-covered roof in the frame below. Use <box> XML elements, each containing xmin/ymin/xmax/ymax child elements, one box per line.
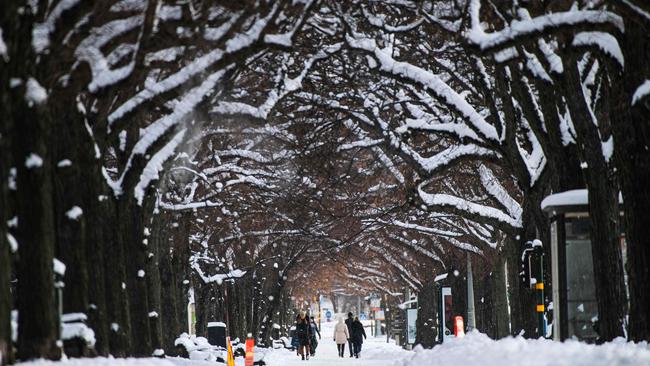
<box><xmin>541</xmin><ymin>189</ymin><xmax>623</xmax><ymax>214</ymax></box>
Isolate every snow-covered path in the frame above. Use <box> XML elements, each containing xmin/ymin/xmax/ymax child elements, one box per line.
<box><xmin>264</xmin><ymin>321</ymin><xmax>407</xmax><ymax>366</ymax></box>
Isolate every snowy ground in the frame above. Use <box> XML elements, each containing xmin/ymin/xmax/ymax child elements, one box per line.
<box><xmin>397</xmin><ymin>332</ymin><xmax>650</xmax><ymax>366</ymax></box>
<box><xmin>15</xmin><ymin>322</ymin><xmax>650</xmax><ymax>366</ymax></box>
<box><xmin>264</xmin><ymin>320</ymin><xmax>407</xmax><ymax>366</ymax></box>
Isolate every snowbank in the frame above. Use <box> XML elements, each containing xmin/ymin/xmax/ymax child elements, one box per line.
<box><xmin>396</xmin><ymin>331</ymin><xmax>650</xmax><ymax>366</ymax></box>
<box><xmin>17</xmin><ymin>358</ymin><xmax>177</xmax><ymax>366</ymax></box>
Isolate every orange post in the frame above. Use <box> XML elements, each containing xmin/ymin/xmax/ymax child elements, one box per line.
<box><xmin>226</xmin><ymin>337</ymin><xmax>235</xmax><ymax>366</ymax></box>
<box><xmin>245</xmin><ymin>338</ymin><xmax>255</xmax><ymax>366</ymax></box>
<box><xmin>454</xmin><ymin>316</ymin><xmax>465</xmax><ymax>337</ymax></box>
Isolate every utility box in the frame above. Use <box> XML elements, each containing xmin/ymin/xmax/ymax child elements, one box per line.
<box><xmin>207</xmin><ymin>322</ymin><xmax>227</xmax><ymax>348</ymax></box>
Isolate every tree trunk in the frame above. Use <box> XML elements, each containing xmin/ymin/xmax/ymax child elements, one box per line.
<box><xmin>118</xmin><ymin>197</ymin><xmax>152</xmax><ymax>356</ymax></box>
<box><xmin>147</xmin><ymin>213</ymin><xmax>164</xmax><ymax>355</ymax></box>
<box><xmin>492</xmin><ymin>254</ymin><xmax>510</xmax><ymax>338</ymax></box>
<box><xmin>83</xmin><ymin>168</ymin><xmax>109</xmax><ymax>356</ymax></box>
<box><xmin>0</xmin><ymin>40</ymin><xmax>14</xmax><ymax>365</ymax></box>
<box><xmin>0</xmin><ymin>199</ymin><xmax>12</xmax><ymax>365</ymax></box>
<box><xmin>415</xmin><ymin>281</ymin><xmax>437</xmax><ymax>348</ymax></box>
<box><xmin>259</xmin><ymin>276</ymin><xmax>286</xmax><ymax>345</ymax></box>
<box><xmin>159</xmin><ymin>216</ymin><xmax>180</xmax><ymax>354</ymax></box>
<box><xmin>103</xmin><ymin>198</ymin><xmax>131</xmax><ymax>356</ymax></box>
<box><xmin>563</xmin><ymin>59</ymin><xmax>627</xmax><ymax>341</ymax></box>
<box><xmin>51</xmin><ymin>98</ymin><xmax>89</xmax><ymax>328</ymax></box>
<box><xmin>609</xmin><ymin>11</ymin><xmax>650</xmax><ymax>341</ymax></box>
<box><xmin>173</xmin><ymin>216</ymin><xmax>191</xmax><ymax>336</ymax></box>
<box><xmin>14</xmin><ymin>90</ymin><xmax>61</xmax><ymax>362</ymax></box>
<box><xmin>504</xmin><ymin>234</ymin><xmax>537</xmax><ymax>337</ymax></box>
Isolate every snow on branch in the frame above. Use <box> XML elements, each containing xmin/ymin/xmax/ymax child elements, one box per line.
<box><xmin>264</xmin><ymin>0</ymin><xmax>315</xmax><ymax>47</ymax></box>
<box><xmin>0</xmin><ymin>28</ymin><xmax>8</xmax><ymax>61</ymax></box>
<box><xmin>466</xmin><ymin>0</ymin><xmax>624</xmax><ymax>51</ymax></box>
<box><xmin>621</xmin><ymin>0</ymin><xmax>650</xmax><ymax>22</ymax></box>
<box><xmin>108</xmin><ymin>6</ymin><xmax>278</xmax><ymax>127</ymax></box>
<box><xmin>401</xmin><ymin>143</ymin><xmax>497</xmax><ymax>174</ymax></box>
<box><xmin>134</xmin><ymin>129</ymin><xmax>186</xmax><ymax>205</ymax></box>
<box><xmin>32</xmin><ymin>0</ymin><xmax>82</xmax><ymax>53</ymax></box>
<box><xmin>631</xmin><ymin>80</ymin><xmax>650</xmax><ymax>106</ymax></box>
<box><xmin>343</xmin><ymin>119</ymin><xmax>405</xmax><ymax>184</ymax></box>
<box><xmin>478</xmin><ymin>165</ymin><xmax>522</xmax><ymax>221</ymax></box>
<box><xmin>193</xmin><ymin>265</ymin><xmax>246</xmax><ymax>285</ymax></box>
<box><xmin>379</xmin><ymin>219</ymin><xmax>462</xmax><ymax>238</ymax></box>
<box><xmin>362</xmin><ymin>6</ymin><xmax>424</xmax><ymax>33</ymax></box>
<box><xmin>111</xmin><ymin>69</ymin><xmax>228</xmax><ymax>196</ymax></box>
<box><xmin>212</xmin><ymin>43</ymin><xmax>342</xmax><ymax>119</ymax></box>
<box><xmin>345</xmin><ymin>34</ymin><xmax>500</xmax><ymax>142</ymax></box>
<box><xmin>75</xmin><ymin>15</ymin><xmax>144</xmax><ymax>93</ymax></box>
<box><xmin>417</xmin><ymin>187</ymin><xmax>522</xmax><ymax>228</ymax></box>
<box><xmin>572</xmin><ymin>32</ymin><xmax>624</xmax><ymax>67</ymax></box>
<box><xmin>159</xmin><ymin>200</ymin><xmax>223</xmax><ymax>211</ymax></box>
<box><xmin>108</xmin><ymin>48</ymin><xmax>226</xmax><ymax>126</ymax></box>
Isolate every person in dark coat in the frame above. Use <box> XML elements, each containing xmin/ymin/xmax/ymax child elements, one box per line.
<box><xmin>350</xmin><ymin>316</ymin><xmax>366</xmax><ymax>358</ymax></box>
<box><xmin>345</xmin><ymin>312</ymin><xmax>354</xmax><ymax>357</ymax></box>
<box><xmin>295</xmin><ymin>312</ymin><xmax>312</xmax><ymax>360</ymax></box>
<box><xmin>309</xmin><ymin>316</ymin><xmax>321</xmax><ymax>356</ymax></box>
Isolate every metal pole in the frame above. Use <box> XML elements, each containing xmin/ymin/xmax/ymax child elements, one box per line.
<box><xmin>357</xmin><ymin>295</ymin><xmax>361</xmax><ymax>316</ymax></box>
<box><xmin>534</xmin><ymin>241</ymin><xmax>545</xmax><ymax>337</ymax></box>
<box><xmin>466</xmin><ymin>252</ymin><xmax>476</xmax><ymax>331</ymax></box>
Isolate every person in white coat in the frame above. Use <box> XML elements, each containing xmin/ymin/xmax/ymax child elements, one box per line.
<box><xmin>333</xmin><ymin>317</ymin><xmax>350</xmax><ymax>358</ymax></box>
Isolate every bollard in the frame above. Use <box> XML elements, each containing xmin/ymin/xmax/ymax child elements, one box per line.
<box><xmin>245</xmin><ymin>338</ymin><xmax>254</xmax><ymax>366</ymax></box>
<box><xmin>226</xmin><ymin>337</ymin><xmax>235</xmax><ymax>366</ymax></box>
<box><xmin>454</xmin><ymin>316</ymin><xmax>465</xmax><ymax>337</ymax></box>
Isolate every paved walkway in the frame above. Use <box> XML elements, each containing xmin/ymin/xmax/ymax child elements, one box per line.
<box><xmin>264</xmin><ymin>321</ymin><xmax>407</xmax><ymax>366</ymax></box>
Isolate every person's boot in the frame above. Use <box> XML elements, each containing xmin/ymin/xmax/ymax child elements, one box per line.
<box><xmin>302</xmin><ymin>354</ymin><xmax>305</xmax><ymax>361</ymax></box>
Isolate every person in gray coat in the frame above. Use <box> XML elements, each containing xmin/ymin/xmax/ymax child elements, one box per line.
<box><xmin>333</xmin><ymin>317</ymin><xmax>350</xmax><ymax>357</ymax></box>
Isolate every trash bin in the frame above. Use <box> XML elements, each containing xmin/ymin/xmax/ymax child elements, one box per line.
<box><xmin>207</xmin><ymin>321</ymin><xmax>227</xmax><ymax>348</ymax></box>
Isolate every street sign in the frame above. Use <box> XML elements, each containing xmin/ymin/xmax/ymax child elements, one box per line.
<box><xmin>375</xmin><ymin>310</ymin><xmax>385</xmax><ymax>320</ymax></box>
<box><xmin>325</xmin><ymin>310</ymin><xmax>332</xmax><ymax>320</ymax></box>
<box><xmin>407</xmin><ymin>309</ymin><xmax>417</xmax><ymax>344</ymax></box>
<box><xmin>359</xmin><ymin>312</ymin><xmax>367</xmax><ymax>320</ymax></box>
<box><xmin>440</xmin><ymin>286</ymin><xmax>453</xmax><ymax>343</ymax></box>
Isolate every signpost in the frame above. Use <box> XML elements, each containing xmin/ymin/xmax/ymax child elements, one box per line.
<box><xmin>245</xmin><ymin>338</ymin><xmax>254</xmax><ymax>366</ymax></box>
<box><xmin>523</xmin><ymin>239</ymin><xmax>546</xmax><ymax>337</ymax></box>
<box><xmin>439</xmin><ymin>286</ymin><xmax>452</xmax><ymax>343</ymax></box>
<box><xmin>325</xmin><ymin>310</ymin><xmax>332</xmax><ymax>322</ymax></box>
<box><xmin>406</xmin><ymin>308</ymin><xmax>417</xmax><ymax>344</ymax></box>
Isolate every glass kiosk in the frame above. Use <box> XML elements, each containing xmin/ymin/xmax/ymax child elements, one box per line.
<box><xmin>542</xmin><ymin>189</ymin><xmax>626</xmax><ymax>342</ymax></box>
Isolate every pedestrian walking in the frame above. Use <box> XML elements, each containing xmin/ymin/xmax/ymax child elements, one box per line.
<box><xmin>309</xmin><ymin>316</ymin><xmax>321</xmax><ymax>356</ymax></box>
<box><xmin>351</xmin><ymin>316</ymin><xmax>366</xmax><ymax>358</ymax></box>
<box><xmin>345</xmin><ymin>312</ymin><xmax>354</xmax><ymax>357</ymax></box>
<box><xmin>292</xmin><ymin>314</ymin><xmax>301</xmax><ymax>355</ymax></box>
<box><xmin>333</xmin><ymin>317</ymin><xmax>350</xmax><ymax>358</ymax></box>
<box><xmin>295</xmin><ymin>312</ymin><xmax>312</xmax><ymax>360</ymax></box>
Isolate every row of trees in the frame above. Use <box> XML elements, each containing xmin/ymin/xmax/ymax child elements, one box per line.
<box><xmin>1</xmin><ymin>0</ymin><xmax>649</xmax><ymax>363</ymax></box>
